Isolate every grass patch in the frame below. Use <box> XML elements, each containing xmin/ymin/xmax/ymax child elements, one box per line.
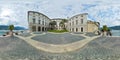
<box><xmin>48</xmin><ymin>30</ymin><xmax>68</xmax><ymax>33</ymax></box>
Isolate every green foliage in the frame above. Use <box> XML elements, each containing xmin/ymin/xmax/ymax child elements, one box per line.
<box><xmin>59</xmin><ymin>19</ymin><xmax>68</xmax><ymax>30</ymax></box>
<box><xmin>102</xmin><ymin>25</ymin><xmax>109</xmax><ymax>31</ymax></box>
<box><xmin>9</xmin><ymin>25</ymin><xmax>14</xmax><ymax>31</ymax></box>
<box><xmin>48</xmin><ymin>30</ymin><xmax>68</xmax><ymax>33</ymax></box>
<box><xmin>49</xmin><ymin>21</ymin><xmax>57</xmax><ymax>30</ymax></box>
<box><xmin>49</xmin><ymin>21</ymin><xmax>57</xmax><ymax>25</ymax></box>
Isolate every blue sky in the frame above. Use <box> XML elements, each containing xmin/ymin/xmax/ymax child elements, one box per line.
<box><xmin>0</xmin><ymin>0</ymin><xmax>120</xmax><ymax>28</ymax></box>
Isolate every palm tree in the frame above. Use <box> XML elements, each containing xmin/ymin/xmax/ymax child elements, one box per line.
<box><xmin>8</xmin><ymin>25</ymin><xmax>14</xmax><ymax>36</ymax></box>
<box><xmin>103</xmin><ymin>25</ymin><xmax>108</xmax><ymax>31</ymax></box>
<box><xmin>59</xmin><ymin>19</ymin><xmax>68</xmax><ymax>30</ymax></box>
<box><xmin>101</xmin><ymin>25</ymin><xmax>109</xmax><ymax>36</ymax></box>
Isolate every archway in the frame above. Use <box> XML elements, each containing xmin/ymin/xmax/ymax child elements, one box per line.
<box><xmin>38</xmin><ymin>26</ymin><xmax>41</xmax><ymax>31</ymax></box>
<box><xmin>81</xmin><ymin>27</ymin><xmax>83</xmax><ymax>32</ymax></box>
<box><xmin>32</xmin><ymin>26</ymin><xmax>36</xmax><ymax>32</ymax></box>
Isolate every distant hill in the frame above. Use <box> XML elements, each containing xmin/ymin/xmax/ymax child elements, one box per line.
<box><xmin>109</xmin><ymin>25</ymin><xmax>120</xmax><ymax>30</ymax></box>
<box><xmin>0</xmin><ymin>25</ymin><xmax>26</xmax><ymax>30</ymax></box>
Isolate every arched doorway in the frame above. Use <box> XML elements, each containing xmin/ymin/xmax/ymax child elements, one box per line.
<box><xmin>42</xmin><ymin>27</ymin><xmax>44</xmax><ymax>31</ymax></box>
<box><xmin>38</xmin><ymin>26</ymin><xmax>41</xmax><ymax>31</ymax></box>
<box><xmin>76</xmin><ymin>28</ymin><xmax>78</xmax><ymax>32</ymax></box>
<box><xmin>81</xmin><ymin>27</ymin><xmax>83</xmax><ymax>32</ymax></box>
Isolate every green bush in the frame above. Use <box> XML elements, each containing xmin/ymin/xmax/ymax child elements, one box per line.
<box><xmin>48</xmin><ymin>30</ymin><xmax>68</xmax><ymax>33</ymax></box>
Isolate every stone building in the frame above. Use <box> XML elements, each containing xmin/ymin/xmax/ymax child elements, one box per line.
<box><xmin>28</xmin><ymin>11</ymin><xmax>100</xmax><ymax>32</ymax></box>
<box><xmin>28</xmin><ymin>11</ymin><xmax>51</xmax><ymax>32</ymax></box>
<box><xmin>67</xmin><ymin>13</ymin><xmax>100</xmax><ymax>32</ymax></box>
<box><xmin>67</xmin><ymin>13</ymin><xmax>88</xmax><ymax>32</ymax></box>
<box><xmin>87</xmin><ymin>20</ymin><xmax>100</xmax><ymax>32</ymax></box>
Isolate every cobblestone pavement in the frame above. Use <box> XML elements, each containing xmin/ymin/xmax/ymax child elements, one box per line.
<box><xmin>16</xmin><ymin>32</ymin><xmax>99</xmax><ymax>53</ymax></box>
<box><xmin>32</xmin><ymin>32</ymin><xmax>85</xmax><ymax>44</ymax></box>
<box><xmin>0</xmin><ymin>32</ymin><xmax>120</xmax><ymax>60</ymax></box>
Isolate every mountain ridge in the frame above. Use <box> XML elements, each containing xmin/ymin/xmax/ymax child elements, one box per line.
<box><xmin>109</xmin><ymin>25</ymin><xmax>120</xmax><ymax>30</ymax></box>
<box><xmin>0</xmin><ymin>25</ymin><xmax>26</xmax><ymax>30</ymax></box>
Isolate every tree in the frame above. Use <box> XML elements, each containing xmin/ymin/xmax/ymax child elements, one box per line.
<box><xmin>8</xmin><ymin>25</ymin><xmax>14</xmax><ymax>36</ymax></box>
<box><xmin>102</xmin><ymin>25</ymin><xmax>108</xmax><ymax>31</ymax></box>
<box><xmin>101</xmin><ymin>25</ymin><xmax>112</xmax><ymax>36</ymax></box>
<box><xmin>59</xmin><ymin>19</ymin><xmax>68</xmax><ymax>30</ymax></box>
<box><xmin>49</xmin><ymin>21</ymin><xmax>57</xmax><ymax>30</ymax></box>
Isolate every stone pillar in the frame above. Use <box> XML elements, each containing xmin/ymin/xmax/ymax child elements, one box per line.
<box><xmin>57</xmin><ymin>22</ymin><xmax>60</xmax><ymax>30</ymax></box>
<box><xmin>36</xmin><ymin>25</ymin><xmax>38</xmax><ymax>32</ymax></box>
<box><xmin>44</xmin><ymin>27</ymin><xmax>46</xmax><ymax>31</ymax></box>
<box><xmin>41</xmin><ymin>27</ymin><xmax>42</xmax><ymax>32</ymax></box>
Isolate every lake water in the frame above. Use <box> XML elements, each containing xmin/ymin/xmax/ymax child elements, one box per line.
<box><xmin>111</xmin><ymin>30</ymin><xmax>120</xmax><ymax>36</ymax></box>
<box><xmin>0</xmin><ymin>30</ymin><xmax>8</xmax><ymax>36</ymax></box>
<box><xmin>0</xmin><ymin>30</ymin><xmax>24</xmax><ymax>36</ymax></box>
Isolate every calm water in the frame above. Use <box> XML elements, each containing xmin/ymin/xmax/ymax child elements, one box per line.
<box><xmin>0</xmin><ymin>30</ymin><xmax>8</xmax><ymax>36</ymax></box>
<box><xmin>111</xmin><ymin>30</ymin><xmax>120</xmax><ymax>36</ymax></box>
<box><xmin>0</xmin><ymin>30</ymin><xmax>24</xmax><ymax>36</ymax></box>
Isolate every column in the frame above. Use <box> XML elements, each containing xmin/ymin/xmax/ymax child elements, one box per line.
<box><xmin>44</xmin><ymin>27</ymin><xmax>46</xmax><ymax>31</ymax></box>
<box><xmin>36</xmin><ymin>25</ymin><xmax>38</xmax><ymax>32</ymax></box>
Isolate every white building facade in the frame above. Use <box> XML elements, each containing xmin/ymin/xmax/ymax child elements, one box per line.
<box><xmin>67</xmin><ymin>13</ymin><xmax>88</xmax><ymax>32</ymax></box>
<box><xmin>28</xmin><ymin>11</ymin><xmax>99</xmax><ymax>32</ymax></box>
<box><xmin>28</xmin><ymin>11</ymin><xmax>51</xmax><ymax>32</ymax></box>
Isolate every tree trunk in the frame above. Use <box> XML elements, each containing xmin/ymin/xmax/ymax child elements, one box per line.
<box><xmin>10</xmin><ymin>30</ymin><xmax>14</xmax><ymax>36</ymax></box>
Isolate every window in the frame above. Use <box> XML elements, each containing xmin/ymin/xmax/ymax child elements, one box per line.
<box><xmin>76</xmin><ymin>17</ymin><xmax>78</xmax><ymax>18</ymax></box>
<box><xmin>72</xmin><ymin>28</ymin><xmax>74</xmax><ymax>32</ymax></box>
<box><xmin>76</xmin><ymin>28</ymin><xmax>78</xmax><ymax>32</ymax></box>
<box><xmin>70</xmin><ymin>23</ymin><xmax>71</xmax><ymax>26</ymax></box>
<box><xmin>42</xmin><ymin>21</ymin><xmax>44</xmax><ymax>25</ymax></box>
<box><xmin>70</xmin><ymin>28</ymin><xmax>71</xmax><ymax>31</ymax></box>
<box><xmin>76</xmin><ymin>20</ymin><xmax>78</xmax><ymax>25</ymax></box>
<box><xmin>81</xmin><ymin>19</ymin><xmax>83</xmax><ymax>24</ymax></box>
<box><xmin>38</xmin><ymin>20</ymin><xmax>41</xmax><ymax>24</ymax></box>
<box><xmin>72</xmin><ymin>21</ymin><xmax>74</xmax><ymax>25</ymax></box>
<box><xmin>33</xmin><ymin>13</ymin><xmax>35</xmax><ymax>17</ymax></box>
<box><xmin>33</xmin><ymin>18</ymin><xmax>36</xmax><ymax>24</ymax></box>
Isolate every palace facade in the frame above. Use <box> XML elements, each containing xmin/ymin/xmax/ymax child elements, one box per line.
<box><xmin>28</xmin><ymin>11</ymin><xmax>51</xmax><ymax>32</ymax></box>
<box><xmin>28</xmin><ymin>11</ymin><xmax>100</xmax><ymax>32</ymax></box>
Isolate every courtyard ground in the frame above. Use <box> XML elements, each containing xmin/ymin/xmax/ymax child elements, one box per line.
<box><xmin>0</xmin><ymin>32</ymin><xmax>120</xmax><ymax>60</ymax></box>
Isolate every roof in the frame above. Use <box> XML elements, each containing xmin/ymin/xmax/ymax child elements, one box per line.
<box><xmin>51</xmin><ymin>18</ymin><xmax>66</xmax><ymax>20</ymax></box>
<box><xmin>87</xmin><ymin>20</ymin><xmax>100</xmax><ymax>26</ymax></box>
<box><xmin>69</xmin><ymin>13</ymin><xmax>88</xmax><ymax>19</ymax></box>
<box><xmin>28</xmin><ymin>11</ymin><xmax>50</xmax><ymax>19</ymax></box>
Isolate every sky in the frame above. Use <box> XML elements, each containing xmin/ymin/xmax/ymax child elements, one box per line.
<box><xmin>0</xmin><ymin>0</ymin><xmax>120</xmax><ymax>28</ymax></box>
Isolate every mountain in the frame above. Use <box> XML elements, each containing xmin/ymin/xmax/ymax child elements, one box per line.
<box><xmin>0</xmin><ymin>25</ymin><xmax>26</xmax><ymax>30</ymax></box>
<box><xmin>109</xmin><ymin>25</ymin><xmax>120</xmax><ymax>30</ymax></box>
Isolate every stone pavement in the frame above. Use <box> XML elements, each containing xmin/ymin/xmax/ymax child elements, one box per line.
<box><xmin>15</xmin><ymin>32</ymin><xmax>100</xmax><ymax>53</ymax></box>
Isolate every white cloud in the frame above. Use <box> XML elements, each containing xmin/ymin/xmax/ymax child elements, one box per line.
<box><xmin>0</xmin><ymin>0</ymin><xmax>120</xmax><ymax>28</ymax></box>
